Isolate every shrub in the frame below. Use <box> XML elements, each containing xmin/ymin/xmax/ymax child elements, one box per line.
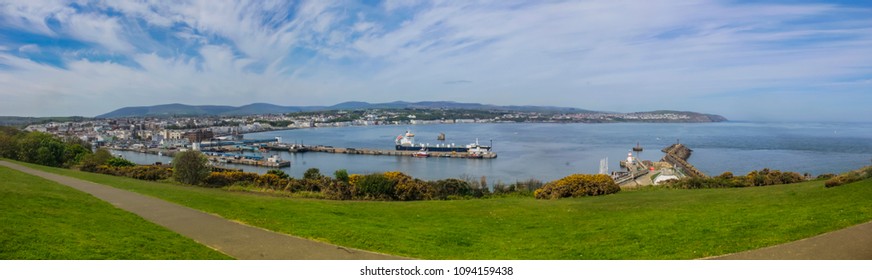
<box><xmin>334</xmin><ymin>169</ymin><xmax>350</xmax><ymax>183</ymax></box>
<box><xmin>534</xmin><ymin>174</ymin><xmax>620</xmax><ymax>199</ymax></box>
<box><xmin>266</xmin><ymin>169</ymin><xmax>290</xmax><ymax>179</ymax></box>
<box><xmin>432</xmin><ymin>178</ymin><xmax>474</xmax><ymax>199</ymax></box>
<box><xmin>825</xmin><ymin>166</ymin><xmax>872</xmax><ymax>188</ymax></box>
<box><xmin>126</xmin><ymin>166</ymin><xmax>172</xmax><ymax>181</ymax></box>
<box><xmin>203</xmin><ymin>172</ymin><xmax>233</xmax><ymax>188</ymax></box>
<box><xmin>79</xmin><ymin>149</ymin><xmax>113</xmax><ymax>172</ymax></box>
<box><xmin>256</xmin><ymin>173</ymin><xmax>288</xmax><ymax>190</ymax></box>
<box><xmin>203</xmin><ymin>171</ymin><xmax>261</xmax><ymax>188</ymax></box>
<box><xmin>355</xmin><ymin>173</ymin><xmax>395</xmax><ymax>200</ymax></box>
<box><xmin>106</xmin><ymin>157</ymin><xmax>136</xmax><ymax>167</ymax></box>
<box><xmin>172</xmin><ymin>150</ymin><xmax>210</xmax><ymax>185</ymax></box>
<box><xmin>304</xmin><ymin>168</ymin><xmax>322</xmax><ymax>180</ymax></box>
<box><xmin>92</xmin><ymin>165</ymin><xmax>172</xmax><ymax>181</ymax></box>
<box><xmin>383</xmin><ymin>171</ymin><xmax>431</xmax><ymax>201</ymax></box>
<box><xmin>348</xmin><ymin>174</ymin><xmax>362</xmax><ymax>186</ymax></box>
<box><xmin>662</xmin><ymin>168</ymin><xmax>806</xmax><ymax>189</ymax></box>
<box><xmin>321</xmin><ymin>181</ymin><xmax>353</xmax><ymax>200</ymax></box>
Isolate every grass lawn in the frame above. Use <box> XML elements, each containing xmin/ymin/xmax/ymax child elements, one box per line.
<box><xmin>13</xmin><ymin>160</ymin><xmax>872</xmax><ymax>259</ymax></box>
<box><xmin>0</xmin><ymin>165</ymin><xmax>231</xmax><ymax>259</ymax></box>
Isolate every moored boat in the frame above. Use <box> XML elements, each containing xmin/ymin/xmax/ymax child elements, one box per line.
<box><xmin>395</xmin><ymin>130</ymin><xmax>492</xmax><ymax>153</ymax></box>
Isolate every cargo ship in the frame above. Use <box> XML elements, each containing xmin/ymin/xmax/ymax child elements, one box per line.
<box><xmin>395</xmin><ymin>130</ymin><xmax>492</xmax><ymax>154</ymax></box>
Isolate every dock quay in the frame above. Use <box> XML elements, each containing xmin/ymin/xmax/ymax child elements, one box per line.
<box><xmin>661</xmin><ymin>144</ymin><xmax>707</xmax><ymax>178</ymax></box>
<box><xmin>110</xmin><ymin>146</ymin><xmax>291</xmax><ymax>169</ymax></box>
<box><xmin>259</xmin><ymin>142</ymin><xmax>497</xmax><ymax>159</ymax></box>
<box><xmin>613</xmin><ymin>154</ymin><xmax>651</xmax><ymax>185</ymax></box>
<box><xmin>306</xmin><ymin>145</ymin><xmax>497</xmax><ymax>159</ymax></box>
<box><xmin>202</xmin><ymin>152</ymin><xmax>291</xmax><ymax>168</ymax></box>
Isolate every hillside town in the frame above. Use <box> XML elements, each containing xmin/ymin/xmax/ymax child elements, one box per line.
<box><xmin>20</xmin><ymin>108</ymin><xmax>722</xmax><ymax>149</ymax></box>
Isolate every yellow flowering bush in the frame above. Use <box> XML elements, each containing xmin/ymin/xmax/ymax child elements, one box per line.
<box><xmin>534</xmin><ymin>174</ymin><xmax>620</xmax><ymax>199</ymax></box>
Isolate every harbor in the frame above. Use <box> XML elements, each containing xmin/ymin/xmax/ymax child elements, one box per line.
<box><xmin>109</xmin><ymin>130</ymin><xmax>497</xmax><ymax>170</ymax></box>
<box><xmin>262</xmin><ymin>130</ymin><xmax>498</xmax><ymax>159</ymax></box>
<box><xmin>104</xmin><ymin>122</ymin><xmax>872</xmax><ymax>183</ymax></box>
<box><xmin>263</xmin><ymin>143</ymin><xmax>497</xmax><ymax>159</ymax></box>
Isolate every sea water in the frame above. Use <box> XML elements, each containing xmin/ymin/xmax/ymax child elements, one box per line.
<box><xmin>115</xmin><ymin>122</ymin><xmax>872</xmax><ymax>183</ymax></box>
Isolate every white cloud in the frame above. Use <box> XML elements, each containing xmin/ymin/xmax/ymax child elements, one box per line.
<box><xmin>0</xmin><ymin>0</ymin><xmax>869</xmax><ymax>121</ymax></box>
<box><xmin>17</xmin><ymin>44</ymin><xmax>40</xmax><ymax>53</ymax></box>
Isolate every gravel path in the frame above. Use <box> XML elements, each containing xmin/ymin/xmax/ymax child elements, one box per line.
<box><xmin>710</xmin><ymin>220</ymin><xmax>872</xmax><ymax>260</ymax></box>
<box><xmin>0</xmin><ymin>161</ymin><xmax>405</xmax><ymax>260</ymax></box>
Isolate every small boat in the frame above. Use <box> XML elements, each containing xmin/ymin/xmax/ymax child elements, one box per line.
<box><xmin>632</xmin><ymin>142</ymin><xmax>643</xmax><ymax>152</ymax></box>
<box><xmin>412</xmin><ymin>149</ymin><xmax>430</xmax><ymax>157</ymax></box>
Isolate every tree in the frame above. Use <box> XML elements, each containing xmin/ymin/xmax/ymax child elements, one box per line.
<box><xmin>80</xmin><ymin>148</ymin><xmax>114</xmax><ymax>172</ymax></box>
<box><xmin>106</xmin><ymin>157</ymin><xmax>136</xmax><ymax>167</ymax></box>
<box><xmin>266</xmin><ymin>169</ymin><xmax>290</xmax><ymax>179</ymax></box>
<box><xmin>17</xmin><ymin>132</ymin><xmax>65</xmax><ymax>166</ymax></box>
<box><xmin>173</xmin><ymin>150</ymin><xmax>210</xmax><ymax>185</ymax></box>
<box><xmin>304</xmin><ymin>168</ymin><xmax>322</xmax><ymax>180</ymax></box>
<box><xmin>334</xmin><ymin>169</ymin><xmax>349</xmax><ymax>183</ymax></box>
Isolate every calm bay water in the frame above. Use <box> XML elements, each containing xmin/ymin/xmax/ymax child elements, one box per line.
<box><xmin>116</xmin><ymin>122</ymin><xmax>872</xmax><ymax>183</ymax></box>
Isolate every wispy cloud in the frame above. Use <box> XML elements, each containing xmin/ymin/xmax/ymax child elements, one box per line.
<box><xmin>444</xmin><ymin>80</ymin><xmax>472</xmax><ymax>85</ymax></box>
<box><xmin>0</xmin><ymin>0</ymin><xmax>869</xmax><ymax>121</ymax></box>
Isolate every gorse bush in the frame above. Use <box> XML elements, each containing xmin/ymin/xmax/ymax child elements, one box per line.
<box><xmin>661</xmin><ymin>169</ymin><xmax>806</xmax><ymax>189</ymax></box>
<box><xmin>202</xmin><ymin>171</ymin><xmax>260</xmax><ymax>188</ymax></box>
<box><xmin>534</xmin><ymin>174</ymin><xmax>620</xmax><ymax>199</ymax></box>
<box><xmin>106</xmin><ymin>157</ymin><xmax>136</xmax><ymax>167</ymax></box>
<box><xmin>94</xmin><ymin>165</ymin><xmax>172</xmax><ymax>181</ymax></box>
<box><xmin>355</xmin><ymin>173</ymin><xmax>396</xmax><ymax>200</ymax></box>
<box><xmin>825</xmin><ymin>166</ymin><xmax>872</xmax><ymax>188</ymax></box>
<box><xmin>266</xmin><ymin>169</ymin><xmax>289</xmax><ymax>179</ymax></box>
<box><xmin>79</xmin><ymin>149</ymin><xmax>113</xmax><ymax>172</ymax></box>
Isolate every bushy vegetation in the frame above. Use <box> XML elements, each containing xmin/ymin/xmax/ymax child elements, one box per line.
<box><xmin>0</xmin><ymin>126</ymin><xmax>90</xmax><ymax>168</ymax></box>
<box><xmin>825</xmin><ymin>166</ymin><xmax>872</xmax><ymax>188</ymax></box>
<box><xmin>20</xmin><ymin>162</ymin><xmax>872</xmax><ymax>260</ymax></box>
<box><xmin>172</xmin><ymin>150</ymin><xmax>210</xmax><ymax>185</ymax></box>
<box><xmin>93</xmin><ymin>165</ymin><xmax>173</xmax><ymax>181</ymax></box>
<box><xmin>534</xmin><ymin>174</ymin><xmax>620</xmax><ymax>199</ymax></box>
<box><xmin>660</xmin><ymin>168</ymin><xmax>806</xmax><ymax>189</ymax></box>
<box><xmin>188</xmin><ymin>169</ymin><xmax>497</xmax><ymax>201</ymax></box>
<box><xmin>106</xmin><ymin>157</ymin><xmax>136</xmax><ymax>167</ymax></box>
<box><xmin>79</xmin><ymin>148</ymin><xmax>114</xmax><ymax>172</ymax></box>
<box><xmin>0</xmin><ymin>128</ymin><xmax>174</xmax><ymax>182</ymax></box>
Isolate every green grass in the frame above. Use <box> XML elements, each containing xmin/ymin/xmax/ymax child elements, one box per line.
<box><xmin>0</xmin><ymin>165</ymin><xmax>231</xmax><ymax>259</ymax></box>
<box><xmin>12</xmin><ymin>160</ymin><xmax>872</xmax><ymax>259</ymax></box>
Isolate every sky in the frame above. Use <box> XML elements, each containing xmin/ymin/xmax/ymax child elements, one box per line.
<box><xmin>0</xmin><ymin>0</ymin><xmax>870</xmax><ymax>121</ymax></box>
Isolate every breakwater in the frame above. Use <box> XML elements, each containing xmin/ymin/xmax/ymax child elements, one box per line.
<box><xmin>263</xmin><ymin>142</ymin><xmax>496</xmax><ymax>159</ymax></box>
<box><xmin>662</xmin><ymin>144</ymin><xmax>707</xmax><ymax>178</ymax></box>
<box><xmin>109</xmin><ymin>147</ymin><xmax>290</xmax><ymax>168</ymax></box>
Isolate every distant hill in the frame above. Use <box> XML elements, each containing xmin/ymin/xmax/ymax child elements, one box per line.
<box><xmin>96</xmin><ymin>101</ymin><xmax>590</xmax><ymax>118</ymax></box>
<box><xmin>638</xmin><ymin>110</ymin><xmax>729</xmax><ymax>122</ymax></box>
<box><xmin>95</xmin><ymin>101</ymin><xmax>727</xmax><ymax>122</ymax></box>
<box><xmin>97</xmin><ymin>103</ymin><xmax>236</xmax><ymax>118</ymax></box>
<box><xmin>0</xmin><ymin>116</ymin><xmax>91</xmax><ymax>127</ymax></box>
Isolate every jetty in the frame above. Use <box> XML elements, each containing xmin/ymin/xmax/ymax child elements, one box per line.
<box><xmin>259</xmin><ymin>141</ymin><xmax>496</xmax><ymax>159</ymax></box>
<box><xmin>613</xmin><ymin>151</ymin><xmax>651</xmax><ymax>185</ymax></box>
<box><xmin>110</xmin><ymin>137</ymin><xmax>292</xmax><ymax>168</ymax></box>
<box><xmin>661</xmin><ymin>143</ymin><xmax>707</xmax><ymax>178</ymax></box>
<box><xmin>202</xmin><ymin>152</ymin><xmax>290</xmax><ymax>168</ymax></box>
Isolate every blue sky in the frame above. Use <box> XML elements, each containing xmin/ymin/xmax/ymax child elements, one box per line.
<box><xmin>0</xmin><ymin>0</ymin><xmax>870</xmax><ymax>121</ymax></box>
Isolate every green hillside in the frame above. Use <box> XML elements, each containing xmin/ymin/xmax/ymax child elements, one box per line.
<box><xmin>0</xmin><ymin>165</ymin><xmax>231</xmax><ymax>259</ymax></box>
<box><xmin>15</xmin><ymin>161</ymin><xmax>872</xmax><ymax>259</ymax></box>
